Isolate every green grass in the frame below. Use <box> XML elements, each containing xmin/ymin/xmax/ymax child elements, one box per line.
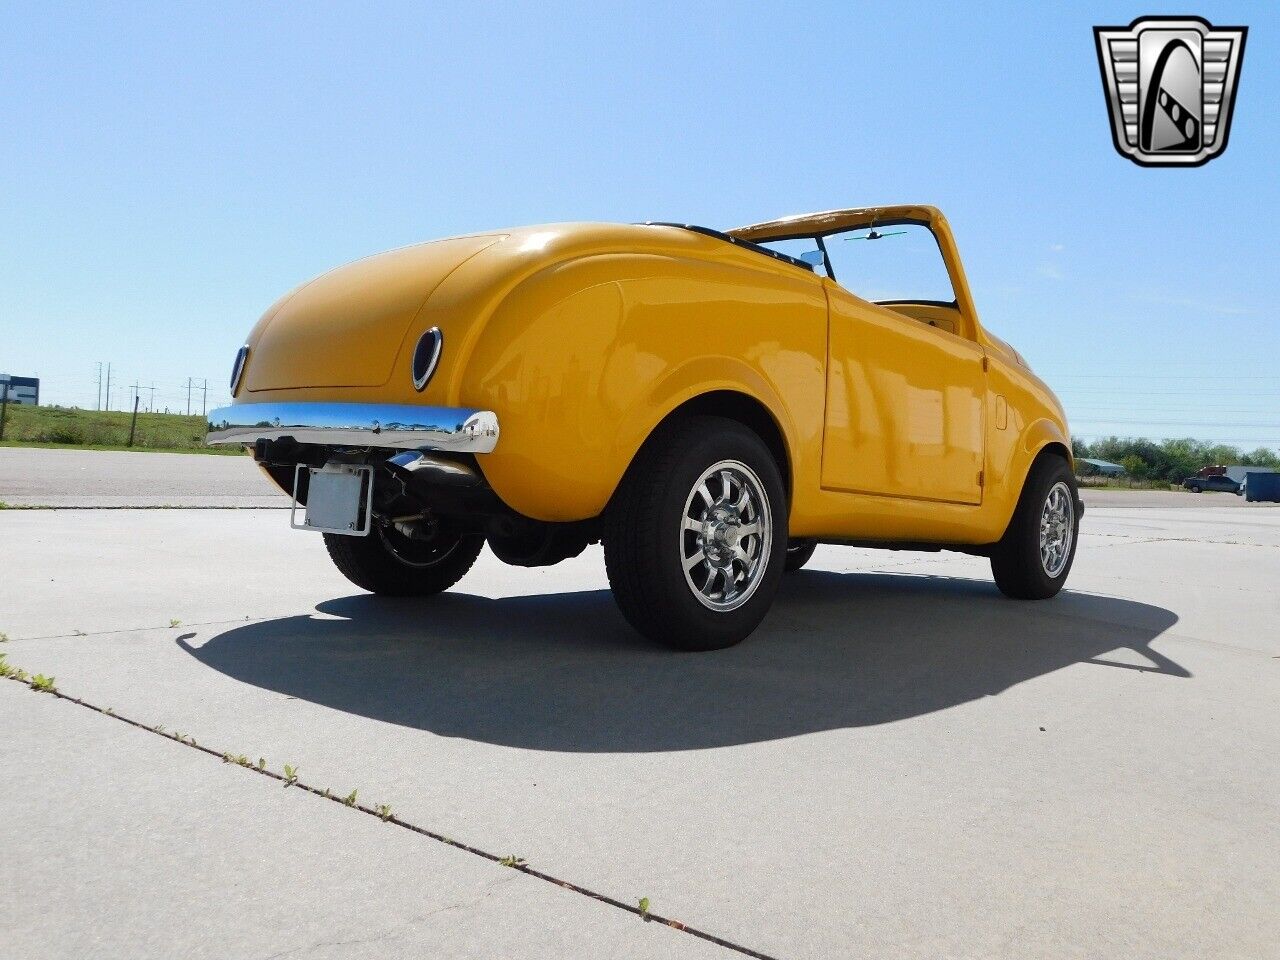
<box><xmin>1076</xmin><ymin>476</ymin><xmax>1178</xmax><ymax>491</ymax></box>
<box><xmin>0</xmin><ymin>406</ymin><xmax>244</xmax><ymax>454</ymax></box>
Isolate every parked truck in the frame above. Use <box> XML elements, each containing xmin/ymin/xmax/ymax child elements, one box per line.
<box><xmin>1182</xmin><ymin>474</ymin><xmax>1240</xmax><ymax>494</ymax></box>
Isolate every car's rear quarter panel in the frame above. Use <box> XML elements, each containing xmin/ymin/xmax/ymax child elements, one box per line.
<box><xmin>450</xmin><ymin>237</ymin><xmax>830</xmax><ymax>522</ymax></box>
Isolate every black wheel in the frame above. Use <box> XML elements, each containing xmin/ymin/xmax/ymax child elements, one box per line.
<box><xmin>784</xmin><ymin>538</ymin><xmax>818</xmax><ymax>572</ymax></box>
<box><xmin>324</xmin><ymin>524</ymin><xmax>484</xmax><ymax>596</ymax></box>
<box><xmin>990</xmin><ymin>454</ymin><xmax>1079</xmax><ymax>600</ymax></box>
<box><xmin>604</xmin><ymin>415</ymin><xmax>786</xmax><ymax>651</ymax></box>
<box><xmin>1189</xmin><ymin>484</ymin><xmax>1202</xmax><ymax>493</ymax></box>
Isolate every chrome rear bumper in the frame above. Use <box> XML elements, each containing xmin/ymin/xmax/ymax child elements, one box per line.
<box><xmin>205</xmin><ymin>402</ymin><xmax>499</xmax><ymax>453</ymax></box>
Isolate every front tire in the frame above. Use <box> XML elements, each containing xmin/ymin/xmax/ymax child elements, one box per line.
<box><xmin>324</xmin><ymin>525</ymin><xmax>484</xmax><ymax>596</ymax></box>
<box><xmin>604</xmin><ymin>416</ymin><xmax>786</xmax><ymax>651</ymax></box>
<box><xmin>784</xmin><ymin>538</ymin><xmax>818</xmax><ymax>572</ymax></box>
<box><xmin>990</xmin><ymin>455</ymin><xmax>1079</xmax><ymax>600</ymax></box>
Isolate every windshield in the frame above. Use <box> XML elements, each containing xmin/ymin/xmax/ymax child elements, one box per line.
<box><xmin>756</xmin><ymin>224</ymin><xmax>956</xmax><ymax>304</ymax></box>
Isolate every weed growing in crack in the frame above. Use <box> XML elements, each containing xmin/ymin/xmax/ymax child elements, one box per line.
<box><xmin>30</xmin><ymin>674</ymin><xmax>57</xmax><ymax>693</ymax></box>
<box><xmin>499</xmin><ymin>855</ymin><xmax>527</xmax><ymax>868</ymax></box>
<box><xmin>638</xmin><ymin>897</ymin><xmax>651</xmax><ymax>920</ymax></box>
<box><xmin>343</xmin><ymin>789</ymin><xmax>358</xmax><ymax>807</ymax></box>
<box><xmin>0</xmin><ymin>631</ymin><xmax>9</xmax><ymax>642</ymax></box>
<box><xmin>169</xmin><ymin>619</ymin><xmax>181</xmax><ymax>628</ymax></box>
<box><xmin>377</xmin><ymin>804</ymin><xmax>393</xmax><ymax>822</ymax></box>
<box><xmin>283</xmin><ymin>764</ymin><xmax>298</xmax><ymax>786</ymax></box>
<box><xmin>13</xmin><ymin>668</ymin><xmax>29</xmax><ymax>683</ymax></box>
<box><xmin>0</xmin><ymin>654</ymin><xmax>11</xmax><ymax>678</ymax></box>
<box><xmin>256</xmin><ymin>757</ymin><xmax>266</xmax><ymax>771</ymax></box>
<box><xmin>322</xmin><ymin>788</ymin><xmax>332</xmax><ymax>800</ymax></box>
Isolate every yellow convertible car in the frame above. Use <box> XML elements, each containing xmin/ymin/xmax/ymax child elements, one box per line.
<box><xmin>208</xmin><ymin>205</ymin><xmax>1079</xmax><ymax>649</ymax></box>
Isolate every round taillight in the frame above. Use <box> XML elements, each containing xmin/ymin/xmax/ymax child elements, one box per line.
<box><xmin>229</xmin><ymin>345</ymin><xmax>249</xmax><ymax>395</ymax></box>
<box><xmin>412</xmin><ymin>327</ymin><xmax>443</xmax><ymax>391</ymax></box>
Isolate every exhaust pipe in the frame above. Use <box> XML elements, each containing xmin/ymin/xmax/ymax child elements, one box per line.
<box><xmin>385</xmin><ymin>451</ymin><xmax>484</xmax><ymax>488</ymax></box>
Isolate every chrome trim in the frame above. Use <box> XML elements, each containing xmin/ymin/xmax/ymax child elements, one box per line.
<box><xmin>411</xmin><ymin>327</ymin><xmax>443</xmax><ymax>392</ymax></box>
<box><xmin>229</xmin><ymin>345</ymin><xmax>249</xmax><ymax>395</ymax></box>
<box><xmin>206</xmin><ymin>402</ymin><xmax>499</xmax><ymax>453</ymax></box>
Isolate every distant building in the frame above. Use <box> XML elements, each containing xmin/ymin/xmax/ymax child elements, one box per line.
<box><xmin>0</xmin><ymin>374</ymin><xmax>39</xmax><ymax>405</ymax></box>
<box><xmin>1223</xmin><ymin>464</ymin><xmax>1277</xmax><ymax>484</ymax></box>
<box><xmin>1077</xmin><ymin>457</ymin><xmax>1125</xmax><ymax>477</ymax></box>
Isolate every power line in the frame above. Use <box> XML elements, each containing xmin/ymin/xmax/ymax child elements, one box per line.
<box><xmin>1046</xmin><ymin>374</ymin><xmax>1280</xmax><ymax>381</ymax></box>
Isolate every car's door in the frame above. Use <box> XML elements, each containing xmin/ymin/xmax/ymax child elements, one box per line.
<box><xmin>817</xmin><ymin>224</ymin><xmax>986</xmax><ymax>504</ymax></box>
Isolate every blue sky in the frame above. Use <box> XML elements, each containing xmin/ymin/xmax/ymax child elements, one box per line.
<box><xmin>3</xmin><ymin>2</ymin><xmax>1277</xmax><ymax>448</ymax></box>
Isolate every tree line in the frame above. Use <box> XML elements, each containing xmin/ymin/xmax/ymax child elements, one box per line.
<box><xmin>1072</xmin><ymin>437</ymin><xmax>1280</xmax><ymax>483</ymax></box>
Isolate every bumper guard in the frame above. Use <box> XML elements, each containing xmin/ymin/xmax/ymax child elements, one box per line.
<box><xmin>205</xmin><ymin>402</ymin><xmax>499</xmax><ymax>454</ymax></box>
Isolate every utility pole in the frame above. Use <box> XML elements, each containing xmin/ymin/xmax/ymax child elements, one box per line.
<box><xmin>104</xmin><ymin>363</ymin><xmax>112</xmax><ymax>411</ymax></box>
<box><xmin>201</xmin><ymin>379</ymin><xmax>208</xmax><ymax>417</ymax></box>
<box><xmin>186</xmin><ymin>377</ymin><xmax>192</xmax><ymax>416</ymax></box>
<box><xmin>148</xmin><ymin>382</ymin><xmax>156</xmax><ymax>412</ymax></box>
<box><xmin>127</xmin><ymin>395</ymin><xmax>140</xmax><ymax>447</ymax></box>
<box><xmin>96</xmin><ymin>362</ymin><xmax>103</xmax><ymax>411</ymax></box>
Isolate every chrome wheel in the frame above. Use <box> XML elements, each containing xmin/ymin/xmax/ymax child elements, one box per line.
<box><xmin>680</xmin><ymin>459</ymin><xmax>773</xmax><ymax>611</ymax></box>
<box><xmin>1039</xmin><ymin>481</ymin><xmax>1075</xmax><ymax>578</ymax></box>
<box><xmin>376</xmin><ymin>523</ymin><xmax>464</xmax><ymax>568</ymax></box>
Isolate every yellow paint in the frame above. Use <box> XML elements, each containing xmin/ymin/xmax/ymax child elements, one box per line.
<box><xmin>232</xmin><ymin>206</ymin><xmax>1071</xmax><ymax>546</ymax></box>
<box><xmin>820</xmin><ymin>284</ymin><xmax>985</xmax><ymax>504</ymax></box>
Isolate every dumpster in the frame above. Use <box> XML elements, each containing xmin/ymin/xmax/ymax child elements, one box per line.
<box><xmin>1243</xmin><ymin>472</ymin><xmax>1280</xmax><ymax>503</ymax></box>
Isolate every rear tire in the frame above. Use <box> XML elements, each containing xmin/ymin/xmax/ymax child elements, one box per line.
<box><xmin>784</xmin><ymin>538</ymin><xmax>818</xmax><ymax>572</ymax></box>
<box><xmin>604</xmin><ymin>416</ymin><xmax>786</xmax><ymax>651</ymax></box>
<box><xmin>324</xmin><ymin>526</ymin><xmax>484</xmax><ymax>596</ymax></box>
<box><xmin>990</xmin><ymin>454</ymin><xmax>1079</xmax><ymax>600</ymax></box>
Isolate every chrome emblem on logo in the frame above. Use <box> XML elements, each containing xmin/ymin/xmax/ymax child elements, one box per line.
<box><xmin>1094</xmin><ymin>16</ymin><xmax>1247</xmax><ymax>167</ymax></box>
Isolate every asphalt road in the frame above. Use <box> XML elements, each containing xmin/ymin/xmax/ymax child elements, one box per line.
<box><xmin>0</xmin><ymin>446</ymin><xmax>288</xmax><ymax>507</ymax></box>
<box><xmin>2</xmin><ymin>500</ymin><xmax>1277</xmax><ymax>959</ymax></box>
<box><xmin>1078</xmin><ymin>487</ymin><xmax>1259</xmax><ymax>508</ymax></box>
<box><xmin>1</xmin><ymin>446</ymin><xmax>1272</xmax><ymax>510</ymax></box>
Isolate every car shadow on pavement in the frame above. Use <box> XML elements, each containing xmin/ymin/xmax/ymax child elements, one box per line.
<box><xmin>180</xmin><ymin>571</ymin><xmax>1185</xmax><ymax>752</ymax></box>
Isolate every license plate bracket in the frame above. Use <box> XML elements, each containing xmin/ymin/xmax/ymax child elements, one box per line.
<box><xmin>291</xmin><ymin>464</ymin><xmax>373</xmax><ymax>536</ymax></box>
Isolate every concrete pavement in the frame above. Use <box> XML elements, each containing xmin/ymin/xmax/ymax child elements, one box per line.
<box><xmin>2</xmin><ymin>502</ymin><xmax>1277</xmax><ymax>959</ymax></box>
<box><xmin>1</xmin><ymin>682</ymin><xmax>719</xmax><ymax>960</ymax></box>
